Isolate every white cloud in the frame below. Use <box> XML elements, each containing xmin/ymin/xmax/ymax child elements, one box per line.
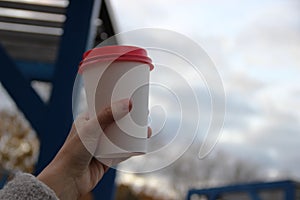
<box><xmin>109</xmin><ymin>0</ymin><xmax>300</xmax><ymax>178</ymax></box>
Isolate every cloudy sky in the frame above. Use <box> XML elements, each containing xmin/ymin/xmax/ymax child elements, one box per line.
<box><xmin>108</xmin><ymin>0</ymin><xmax>300</xmax><ymax>180</ymax></box>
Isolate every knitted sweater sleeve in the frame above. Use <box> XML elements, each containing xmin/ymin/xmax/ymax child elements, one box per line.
<box><xmin>0</xmin><ymin>172</ymin><xmax>58</xmax><ymax>200</ymax></box>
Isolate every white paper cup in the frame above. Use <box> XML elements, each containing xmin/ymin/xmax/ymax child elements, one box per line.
<box><xmin>78</xmin><ymin>46</ymin><xmax>153</xmax><ymax>162</ymax></box>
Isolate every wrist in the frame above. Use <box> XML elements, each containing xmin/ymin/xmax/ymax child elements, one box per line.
<box><xmin>37</xmin><ymin>163</ymin><xmax>79</xmax><ymax>200</ymax></box>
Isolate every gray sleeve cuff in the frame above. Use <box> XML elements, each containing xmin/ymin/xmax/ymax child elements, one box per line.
<box><xmin>0</xmin><ymin>172</ymin><xmax>58</xmax><ymax>200</ymax></box>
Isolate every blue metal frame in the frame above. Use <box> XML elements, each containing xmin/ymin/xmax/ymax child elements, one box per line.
<box><xmin>36</xmin><ymin>0</ymin><xmax>95</xmax><ymax>172</ymax></box>
<box><xmin>186</xmin><ymin>180</ymin><xmax>297</xmax><ymax>200</ymax></box>
<box><xmin>0</xmin><ymin>170</ymin><xmax>9</xmax><ymax>189</ymax></box>
<box><xmin>0</xmin><ymin>45</ymin><xmax>46</xmax><ymax>132</ymax></box>
<box><xmin>16</xmin><ymin>61</ymin><xmax>54</xmax><ymax>82</ymax></box>
<box><xmin>0</xmin><ymin>0</ymin><xmax>116</xmax><ymax>199</ymax></box>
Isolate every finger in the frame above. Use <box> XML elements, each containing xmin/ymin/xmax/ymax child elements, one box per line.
<box><xmin>72</xmin><ymin>99</ymin><xmax>132</xmax><ymax>156</ymax></box>
<box><xmin>69</xmin><ymin>112</ymin><xmax>90</xmax><ymax>140</ymax></box>
<box><xmin>96</xmin><ymin>99</ymin><xmax>132</xmax><ymax>130</ymax></box>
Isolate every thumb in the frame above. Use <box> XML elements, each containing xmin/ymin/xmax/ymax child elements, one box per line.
<box><xmin>95</xmin><ymin>99</ymin><xmax>132</xmax><ymax>131</ymax></box>
<box><xmin>74</xmin><ymin>99</ymin><xmax>132</xmax><ymax>156</ymax></box>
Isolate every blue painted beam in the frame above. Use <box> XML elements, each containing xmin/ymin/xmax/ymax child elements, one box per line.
<box><xmin>285</xmin><ymin>183</ymin><xmax>296</xmax><ymax>200</ymax></box>
<box><xmin>34</xmin><ymin>0</ymin><xmax>116</xmax><ymax>199</ymax></box>
<box><xmin>186</xmin><ymin>180</ymin><xmax>297</xmax><ymax>200</ymax></box>
<box><xmin>36</xmin><ymin>0</ymin><xmax>95</xmax><ymax>172</ymax></box>
<box><xmin>0</xmin><ymin>170</ymin><xmax>9</xmax><ymax>189</ymax></box>
<box><xmin>0</xmin><ymin>45</ymin><xmax>46</xmax><ymax>133</ymax></box>
<box><xmin>16</xmin><ymin>61</ymin><xmax>54</xmax><ymax>82</ymax></box>
<box><xmin>248</xmin><ymin>190</ymin><xmax>261</xmax><ymax>200</ymax></box>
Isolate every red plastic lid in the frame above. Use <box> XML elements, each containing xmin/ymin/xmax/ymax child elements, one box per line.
<box><xmin>78</xmin><ymin>45</ymin><xmax>154</xmax><ymax>73</ymax></box>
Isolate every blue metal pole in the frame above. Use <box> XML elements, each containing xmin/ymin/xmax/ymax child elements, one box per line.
<box><xmin>36</xmin><ymin>0</ymin><xmax>117</xmax><ymax>199</ymax></box>
<box><xmin>285</xmin><ymin>182</ymin><xmax>295</xmax><ymax>200</ymax></box>
<box><xmin>0</xmin><ymin>45</ymin><xmax>46</xmax><ymax>133</ymax></box>
<box><xmin>248</xmin><ymin>191</ymin><xmax>262</xmax><ymax>200</ymax></box>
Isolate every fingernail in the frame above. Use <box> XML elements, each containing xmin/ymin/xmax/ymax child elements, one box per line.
<box><xmin>111</xmin><ymin>99</ymin><xmax>131</xmax><ymax>119</ymax></box>
<box><xmin>119</xmin><ymin>99</ymin><xmax>131</xmax><ymax>112</ymax></box>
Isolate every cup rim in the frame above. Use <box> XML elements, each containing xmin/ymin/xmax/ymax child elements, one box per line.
<box><xmin>78</xmin><ymin>45</ymin><xmax>154</xmax><ymax>74</ymax></box>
